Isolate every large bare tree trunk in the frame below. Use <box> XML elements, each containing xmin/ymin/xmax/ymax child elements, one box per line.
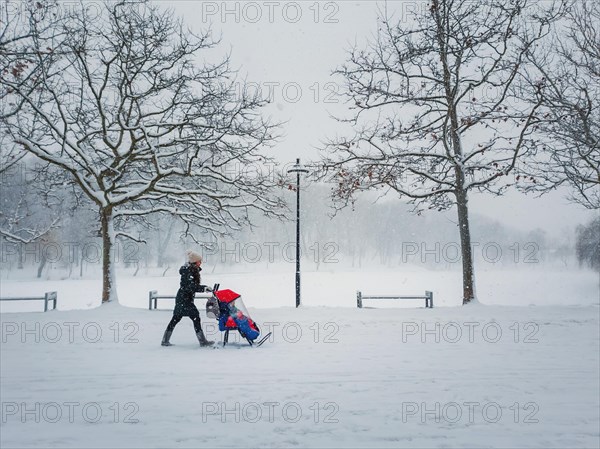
<box><xmin>100</xmin><ymin>207</ymin><xmax>117</xmax><ymax>303</ymax></box>
<box><xmin>455</xmin><ymin>188</ymin><xmax>476</xmax><ymax>304</ymax></box>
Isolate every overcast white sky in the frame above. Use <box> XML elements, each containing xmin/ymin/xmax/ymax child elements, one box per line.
<box><xmin>167</xmin><ymin>1</ymin><xmax>597</xmax><ymax>237</ymax></box>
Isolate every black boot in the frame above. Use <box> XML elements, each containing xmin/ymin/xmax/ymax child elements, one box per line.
<box><xmin>161</xmin><ymin>329</ymin><xmax>173</xmax><ymax>346</ymax></box>
<box><xmin>196</xmin><ymin>329</ymin><xmax>214</xmax><ymax>347</ymax></box>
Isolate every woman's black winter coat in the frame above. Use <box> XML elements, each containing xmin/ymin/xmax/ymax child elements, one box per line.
<box><xmin>173</xmin><ymin>264</ymin><xmax>206</xmax><ymax>316</ymax></box>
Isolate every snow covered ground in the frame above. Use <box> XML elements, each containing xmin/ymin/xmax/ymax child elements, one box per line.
<box><xmin>1</xmin><ymin>267</ymin><xmax>599</xmax><ymax>448</ymax></box>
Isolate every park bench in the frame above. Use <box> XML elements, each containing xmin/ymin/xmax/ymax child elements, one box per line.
<box><xmin>356</xmin><ymin>290</ymin><xmax>433</xmax><ymax>308</ymax></box>
<box><xmin>0</xmin><ymin>291</ymin><xmax>58</xmax><ymax>312</ymax></box>
<box><xmin>148</xmin><ymin>285</ymin><xmax>219</xmax><ymax>310</ymax></box>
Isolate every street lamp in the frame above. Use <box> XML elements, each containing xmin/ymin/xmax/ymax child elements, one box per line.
<box><xmin>287</xmin><ymin>158</ymin><xmax>309</xmax><ymax>308</ymax></box>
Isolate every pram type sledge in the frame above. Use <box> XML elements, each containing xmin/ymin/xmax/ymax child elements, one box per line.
<box><xmin>206</xmin><ymin>284</ymin><xmax>271</xmax><ymax>347</ymax></box>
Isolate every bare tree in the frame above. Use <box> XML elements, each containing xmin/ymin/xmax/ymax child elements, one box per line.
<box><xmin>2</xmin><ymin>0</ymin><xmax>284</xmax><ymax>303</ymax></box>
<box><xmin>1</xmin><ymin>0</ymin><xmax>65</xmax><ymax>243</ymax></box>
<box><xmin>320</xmin><ymin>0</ymin><xmax>561</xmax><ymax>304</ymax></box>
<box><xmin>0</xmin><ymin>157</ymin><xmax>62</xmax><ymax>244</ymax></box>
<box><xmin>575</xmin><ymin>216</ymin><xmax>600</xmax><ymax>270</ymax></box>
<box><xmin>519</xmin><ymin>1</ymin><xmax>600</xmax><ymax>209</ymax></box>
<box><xmin>1</xmin><ymin>0</ymin><xmax>63</xmax><ymax>120</ymax></box>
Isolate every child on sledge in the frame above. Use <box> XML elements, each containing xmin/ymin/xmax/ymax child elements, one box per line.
<box><xmin>161</xmin><ymin>250</ymin><xmax>214</xmax><ymax>347</ymax></box>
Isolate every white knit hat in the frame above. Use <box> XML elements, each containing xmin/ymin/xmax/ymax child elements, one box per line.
<box><xmin>186</xmin><ymin>250</ymin><xmax>202</xmax><ymax>263</ymax></box>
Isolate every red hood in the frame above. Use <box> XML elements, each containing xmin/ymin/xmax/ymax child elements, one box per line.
<box><xmin>214</xmin><ymin>289</ymin><xmax>241</xmax><ymax>303</ymax></box>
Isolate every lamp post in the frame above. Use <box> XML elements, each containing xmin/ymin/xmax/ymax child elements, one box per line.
<box><xmin>287</xmin><ymin>158</ymin><xmax>308</xmax><ymax>308</ymax></box>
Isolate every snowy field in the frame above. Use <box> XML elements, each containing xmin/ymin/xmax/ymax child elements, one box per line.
<box><xmin>1</xmin><ymin>267</ymin><xmax>599</xmax><ymax>448</ymax></box>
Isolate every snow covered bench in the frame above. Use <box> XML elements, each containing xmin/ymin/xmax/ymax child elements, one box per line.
<box><xmin>0</xmin><ymin>291</ymin><xmax>57</xmax><ymax>312</ymax></box>
<box><xmin>148</xmin><ymin>290</ymin><xmax>212</xmax><ymax>311</ymax></box>
<box><xmin>356</xmin><ymin>291</ymin><xmax>433</xmax><ymax>308</ymax></box>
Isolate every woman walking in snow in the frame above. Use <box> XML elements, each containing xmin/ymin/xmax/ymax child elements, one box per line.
<box><xmin>161</xmin><ymin>250</ymin><xmax>214</xmax><ymax>347</ymax></box>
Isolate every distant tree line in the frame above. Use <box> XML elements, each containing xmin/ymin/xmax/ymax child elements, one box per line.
<box><xmin>576</xmin><ymin>216</ymin><xmax>600</xmax><ymax>270</ymax></box>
